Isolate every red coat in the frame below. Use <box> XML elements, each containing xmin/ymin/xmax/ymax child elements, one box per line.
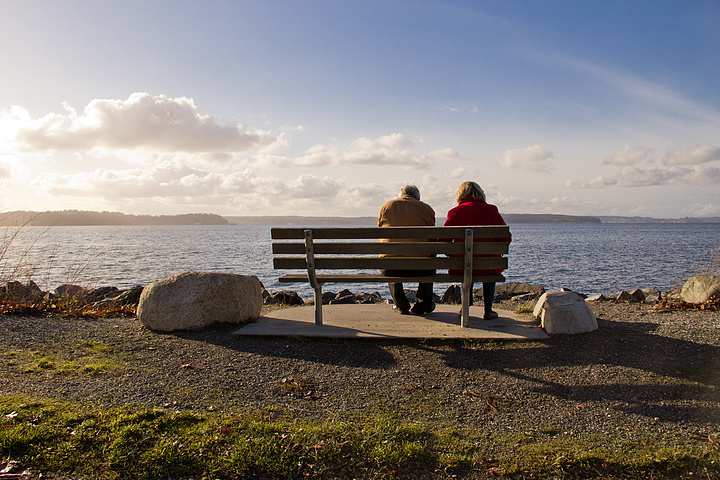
<box><xmin>443</xmin><ymin>197</ymin><xmax>511</xmax><ymax>275</ymax></box>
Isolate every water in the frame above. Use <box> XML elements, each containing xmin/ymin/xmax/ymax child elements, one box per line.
<box><xmin>4</xmin><ymin>223</ymin><xmax>718</xmax><ymax>298</ymax></box>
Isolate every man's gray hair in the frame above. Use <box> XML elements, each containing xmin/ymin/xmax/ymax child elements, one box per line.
<box><xmin>455</xmin><ymin>181</ymin><xmax>486</xmax><ymax>203</ymax></box>
<box><xmin>400</xmin><ymin>185</ymin><xmax>421</xmax><ymax>200</ymax></box>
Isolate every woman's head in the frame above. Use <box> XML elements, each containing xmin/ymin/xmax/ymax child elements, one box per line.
<box><xmin>456</xmin><ymin>181</ymin><xmax>485</xmax><ymax>203</ymax></box>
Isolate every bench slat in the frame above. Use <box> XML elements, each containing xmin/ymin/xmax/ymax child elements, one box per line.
<box><xmin>273</xmin><ymin>256</ymin><xmax>508</xmax><ymax>270</ymax></box>
<box><xmin>278</xmin><ymin>273</ymin><xmax>506</xmax><ymax>283</ymax></box>
<box><xmin>272</xmin><ymin>241</ymin><xmax>509</xmax><ymax>255</ymax></box>
<box><xmin>271</xmin><ymin>225</ymin><xmax>510</xmax><ymax>240</ymax></box>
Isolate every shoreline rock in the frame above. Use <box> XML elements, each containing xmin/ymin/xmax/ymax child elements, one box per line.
<box><xmin>2</xmin><ymin>275</ymin><xmax>719</xmax><ymax>314</ymax></box>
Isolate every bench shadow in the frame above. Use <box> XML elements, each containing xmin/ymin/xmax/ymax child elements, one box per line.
<box><xmin>172</xmin><ymin>326</ymin><xmax>398</xmax><ymax>369</ymax></box>
<box><xmin>441</xmin><ymin>318</ymin><xmax>720</xmax><ymax>423</ymax></box>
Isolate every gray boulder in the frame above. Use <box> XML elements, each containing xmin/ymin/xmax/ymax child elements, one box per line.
<box><xmin>86</xmin><ymin>286</ymin><xmax>121</xmax><ymax>303</ymax></box>
<box><xmin>55</xmin><ymin>284</ymin><xmax>87</xmax><ymax>301</ymax></box>
<box><xmin>641</xmin><ymin>288</ymin><xmax>661</xmax><ymax>304</ymax></box>
<box><xmin>498</xmin><ymin>283</ymin><xmax>545</xmax><ymax>298</ymax></box>
<box><xmin>266</xmin><ymin>290</ymin><xmax>304</xmax><ymax>306</ymax></box>
<box><xmin>356</xmin><ymin>291</ymin><xmax>384</xmax><ymax>304</ymax></box>
<box><xmin>630</xmin><ymin>289</ymin><xmax>646</xmax><ymax>302</ymax></box>
<box><xmin>533</xmin><ymin>291</ymin><xmax>598</xmax><ymax>335</ymax></box>
<box><xmin>137</xmin><ymin>272</ymin><xmax>262</xmax><ymax>332</ymax></box>
<box><xmin>4</xmin><ymin>281</ymin><xmax>44</xmax><ymax>304</ymax></box>
<box><xmin>440</xmin><ymin>285</ymin><xmax>461</xmax><ymax>304</ymax></box>
<box><xmin>512</xmin><ymin>292</ymin><xmax>540</xmax><ymax>302</ymax></box>
<box><xmin>616</xmin><ymin>290</ymin><xmax>638</xmax><ymax>303</ymax></box>
<box><xmin>92</xmin><ymin>286</ymin><xmax>144</xmax><ymax>309</ymax></box>
<box><xmin>322</xmin><ymin>291</ymin><xmax>337</xmax><ymax>304</ymax></box>
<box><xmin>680</xmin><ymin>275</ymin><xmax>720</xmax><ymax>304</ymax></box>
<box><xmin>330</xmin><ymin>289</ymin><xmax>357</xmax><ymax>305</ymax></box>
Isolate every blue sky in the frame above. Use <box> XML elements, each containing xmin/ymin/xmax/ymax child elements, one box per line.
<box><xmin>1</xmin><ymin>0</ymin><xmax>719</xmax><ymax>218</ymax></box>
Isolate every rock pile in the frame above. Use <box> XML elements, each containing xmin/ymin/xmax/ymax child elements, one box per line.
<box><xmin>0</xmin><ymin>280</ymin><xmax>143</xmax><ymax>310</ymax></box>
<box><xmin>260</xmin><ymin>282</ymin><xmax>546</xmax><ymax>306</ymax></box>
<box><xmin>595</xmin><ymin>275</ymin><xmax>720</xmax><ymax>308</ymax></box>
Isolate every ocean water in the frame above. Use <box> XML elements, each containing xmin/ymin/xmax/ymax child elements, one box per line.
<box><xmin>4</xmin><ymin>223</ymin><xmax>719</xmax><ymax>298</ymax></box>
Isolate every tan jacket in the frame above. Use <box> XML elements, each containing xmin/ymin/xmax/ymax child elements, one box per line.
<box><xmin>377</xmin><ymin>195</ymin><xmax>435</xmax><ymax>256</ymax></box>
<box><xmin>378</xmin><ymin>195</ymin><xmax>435</xmax><ymax>227</ymax></box>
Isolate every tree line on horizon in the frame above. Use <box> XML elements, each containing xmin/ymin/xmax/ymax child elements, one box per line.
<box><xmin>0</xmin><ymin>210</ymin><xmax>228</xmax><ymax>226</ymax></box>
<box><xmin>1</xmin><ymin>210</ymin><xmax>718</xmax><ymax>226</ymax></box>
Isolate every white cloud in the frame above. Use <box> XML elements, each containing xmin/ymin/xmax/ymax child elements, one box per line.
<box><xmin>681</xmin><ymin>166</ymin><xmax>720</xmax><ymax>185</ymax></box>
<box><xmin>565</xmin><ymin>176</ymin><xmax>619</xmax><ymax>189</ymax></box>
<box><xmin>603</xmin><ymin>144</ymin><xmax>651</xmax><ymax>166</ymax></box>
<box><xmin>427</xmin><ymin>147</ymin><xmax>459</xmax><ymax>160</ymax></box>
<box><xmin>14</xmin><ymin>93</ymin><xmax>277</xmax><ymax>154</ymax></box>
<box><xmin>662</xmin><ymin>143</ymin><xmax>720</xmax><ymax>166</ymax></box>
<box><xmin>566</xmin><ymin>165</ymin><xmax>720</xmax><ymax>188</ymax></box>
<box><xmin>28</xmin><ymin>160</ymin><xmax>350</xmax><ymax>210</ymax></box>
<box><xmin>683</xmin><ymin>203</ymin><xmax>720</xmax><ymax>217</ymax></box>
<box><xmin>498</xmin><ymin>144</ymin><xmax>554</xmax><ymax>172</ymax></box>
<box><xmin>254</xmin><ymin>133</ymin><xmax>432</xmax><ymax>169</ymax></box>
<box><xmin>605</xmin><ymin>166</ymin><xmax>682</xmax><ymax>187</ymax></box>
<box><xmin>569</xmin><ymin>142</ymin><xmax>720</xmax><ymax>190</ymax></box>
<box><xmin>285</xmin><ymin>174</ymin><xmax>342</xmax><ymax>198</ymax></box>
<box><xmin>443</xmin><ymin>102</ymin><xmax>479</xmax><ymax>114</ymax></box>
<box><xmin>32</xmin><ymin>161</ymin><xmax>224</xmax><ymax>198</ymax></box>
<box><xmin>448</xmin><ymin>165</ymin><xmax>467</xmax><ymax>178</ymax></box>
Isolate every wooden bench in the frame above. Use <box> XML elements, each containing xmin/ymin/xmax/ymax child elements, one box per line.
<box><xmin>271</xmin><ymin>226</ymin><xmax>510</xmax><ymax>328</ymax></box>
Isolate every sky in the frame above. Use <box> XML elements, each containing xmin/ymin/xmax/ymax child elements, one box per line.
<box><xmin>1</xmin><ymin>1</ymin><xmax>719</xmax><ymax>219</ymax></box>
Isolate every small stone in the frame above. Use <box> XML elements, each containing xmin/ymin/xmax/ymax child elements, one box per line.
<box><xmin>585</xmin><ymin>294</ymin><xmax>606</xmax><ymax>302</ymax></box>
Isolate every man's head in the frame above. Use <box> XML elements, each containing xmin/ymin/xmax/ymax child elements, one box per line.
<box><xmin>399</xmin><ymin>185</ymin><xmax>421</xmax><ymax>200</ymax></box>
<box><xmin>456</xmin><ymin>181</ymin><xmax>485</xmax><ymax>203</ymax></box>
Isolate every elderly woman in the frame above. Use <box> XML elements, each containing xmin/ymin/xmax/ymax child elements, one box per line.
<box><xmin>444</xmin><ymin>181</ymin><xmax>511</xmax><ymax>320</ymax></box>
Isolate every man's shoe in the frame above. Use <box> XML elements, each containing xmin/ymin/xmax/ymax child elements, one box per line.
<box><xmin>393</xmin><ymin>305</ymin><xmax>410</xmax><ymax>315</ymax></box>
<box><xmin>483</xmin><ymin>310</ymin><xmax>499</xmax><ymax>320</ymax></box>
<box><xmin>411</xmin><ymin>301</ymin><xmax>436</xmax><ymax>315</ymax></box>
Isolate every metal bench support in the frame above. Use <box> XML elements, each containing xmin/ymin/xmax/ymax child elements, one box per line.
<box><xmin>304</xmin><ymin>230</ymin><xmax>324</xmax><ymax>325</ymax></box>
<box><xmin>461</xmin><ymin>228</ymin><xmax>474</xmax><ymax>327</ymax></box>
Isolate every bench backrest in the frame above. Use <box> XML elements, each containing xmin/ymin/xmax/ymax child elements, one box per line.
<box><xmin>271</xmin><ymin>226</ymin><xmax>509</xmax><ymax>273</ymax></box>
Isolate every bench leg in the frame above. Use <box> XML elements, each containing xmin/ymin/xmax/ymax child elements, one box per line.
<box><xmin>313</xmin><ymin>287</ymin><xmax>323</xmax><ymax>326</ymax></box>
<box><xmin>461</xmin><ymin>283</ymin><xmax>471</xmax><ymax>328</ymax></box>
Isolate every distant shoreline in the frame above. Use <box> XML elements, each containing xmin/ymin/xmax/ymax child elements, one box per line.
<box><xmin>2</xmin><ymin>210</ymin><xmax>719</xmax><ymax>226</ymax></box>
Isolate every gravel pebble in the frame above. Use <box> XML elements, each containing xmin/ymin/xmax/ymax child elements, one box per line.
<box><xmin>1</xmin><ymin>301</ymin><xmax>719</xmax><ymax>447</ymax></box>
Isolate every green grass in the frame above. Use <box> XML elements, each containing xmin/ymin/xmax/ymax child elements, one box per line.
<box><xmin>1</xmin><ymin>396</ymin><xmax>718</xmax><ymax>479</ymax></box>
<box><xmin>4</xmin><ymin>340</ymin><xmax>126</xmax><ymax>376</ymax></box>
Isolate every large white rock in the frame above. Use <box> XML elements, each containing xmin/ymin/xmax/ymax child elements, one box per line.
<box><xmin>533</xmin><ymin>291</ymin><xmax>598</xmax><ymax>335</ymax></box>
<box><xmin>137</xmin><ymin>272</ymin><xmax>262</xmax><ymax>332</ymax></box>
<box><xmin>680</xmin><ymin>275</ymin><xmax>720</xmax><ymax>304</ymax></box>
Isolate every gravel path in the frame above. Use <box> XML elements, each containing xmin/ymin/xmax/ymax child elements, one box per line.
<box><xmin>1</xmin><ymin>301</ymin><xmax>719</xmax><ymax>450</ymax></box>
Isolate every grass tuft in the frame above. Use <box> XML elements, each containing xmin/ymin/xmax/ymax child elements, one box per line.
<box><xmin>9</xmin><ymin>341</ymin><xmax>126</xmax><ymax>377</ymax></box>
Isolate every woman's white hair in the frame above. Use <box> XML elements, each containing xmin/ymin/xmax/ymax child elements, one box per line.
<box><xmin>455</xmin><ymin>181</ymin><xmax>485</xmax><ymax>203</ymax></box>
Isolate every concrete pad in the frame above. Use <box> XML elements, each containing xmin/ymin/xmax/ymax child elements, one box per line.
<box><xmin>233</xmin><ymin>303</ymin><xmax>549</xmax><ymax>340</ymax></box>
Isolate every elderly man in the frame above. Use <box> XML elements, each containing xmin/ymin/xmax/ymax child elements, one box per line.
<box><xmin>377</xmin><ymin>185</ymin><xmax>436</xmax><ymax>315</ymax></box>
